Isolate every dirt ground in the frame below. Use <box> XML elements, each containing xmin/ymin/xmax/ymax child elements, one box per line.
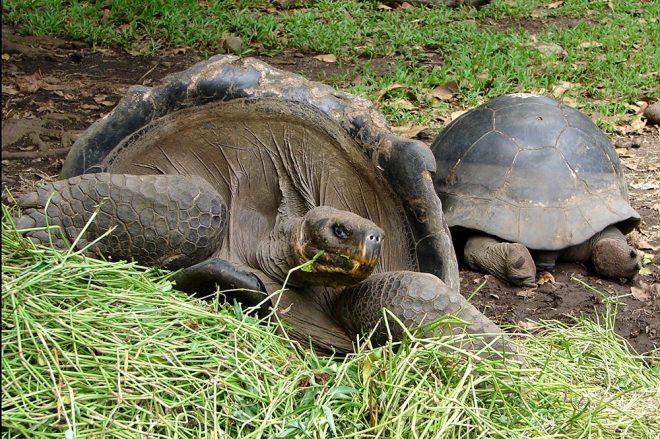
<box><xmin>2</xmin><ymin>26</ymin><xmax>658</xmax><ymax>354</ymax></box>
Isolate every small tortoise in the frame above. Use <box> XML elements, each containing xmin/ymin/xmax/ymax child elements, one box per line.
<box><xmin>13</xmin><ymin>56</ymin><xmax>511</xmax><ymax>355</ymax></box>
<box><xmin>431</xmin><ymin>94</ymin><xmax>641</xmax><ymax>287</ymax></box>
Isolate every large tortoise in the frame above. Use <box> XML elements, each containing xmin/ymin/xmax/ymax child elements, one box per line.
<box><xmin>13</xmin><ymin>55</ymin><xmax>510</xmax><ymax>355</ymax></box>
<box><xmin>431</xmin><ymin>93</ymin><xmax>641</xmax><ymax>287</ymax></box>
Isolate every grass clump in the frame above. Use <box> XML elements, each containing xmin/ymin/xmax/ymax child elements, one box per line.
<box><xmin>2</xmin><ymin>208</ymin><xmax>659</xmax><ymax>437</ymax></box>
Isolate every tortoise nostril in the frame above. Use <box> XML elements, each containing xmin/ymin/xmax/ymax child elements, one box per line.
<box><xmin>367</xmin><ymin>233</ymin><xmax>383</xmax><ymax>243</ymax></box>
<box><xmin>630</xmin><ymin>250</ymin><xmax>637</xmax><ymax>259</ymax></box>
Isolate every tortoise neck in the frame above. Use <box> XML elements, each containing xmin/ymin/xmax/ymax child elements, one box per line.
<box><xmin>256</xmin><ymin>215</ymin><xmax>304</xmax><ymax>286</ymax></box>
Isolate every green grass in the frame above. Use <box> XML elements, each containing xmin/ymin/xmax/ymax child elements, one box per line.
<box><xmin>2</xmin><ymin>207</ymin><xmax>659</xmax><ymax>437</ymax></box>
<box><xmin>4</xmin><ymin>0</ymin><xmax>659</xmax><ymax>126</ymax></box>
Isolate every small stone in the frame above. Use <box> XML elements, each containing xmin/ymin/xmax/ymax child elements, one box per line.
<box><xmin>643</xmin><ymin>101</ymin><xmax>660</xmax><ymax>125</ymax></box>
<box><xmin>222</xmin><ymin>36</ymin><xmax>242</xmax><ymax>54</ymax></box>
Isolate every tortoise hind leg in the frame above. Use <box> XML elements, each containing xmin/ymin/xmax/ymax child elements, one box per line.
<box><xmin>463</xmin><ymin>234</ymin><xmax>537</xmax><ymax>287</ymax></box>
<box><xmin>13</xmin><ymin>173</ymin><xmax>227</xmax><ymax>269</ymax></box>
<box><xmin>333</xmin><ymin>271</ymin><xmax>517</xmax><ymax>357</ymax></box>
<box><xmin>560</xmin><ymin>226</ymin><xmax>641</xmax><ymax>279</ymax></box>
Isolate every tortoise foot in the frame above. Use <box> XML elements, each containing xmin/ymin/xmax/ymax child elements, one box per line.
<box><xmin>172</xmin><ymin>257</ymin><xmax>269</xmax><ymax>309</ymax></box>
<box><xmin>13</xmin><ymin>173</ymin><xmax>227</xmax><ymax>268</ymax></box>
<box><xmin>334</xmin><ymin>271</ymin><xmax>516</xmax><ymax>357</ymax></box>
<box><xmin>464</xmin><ymin>235</ymin><xmax>537</xmax><ymax>287</ymax></box>
<box><xmin>592</xmin><ymin>238</ymin><xmax>641</xmax><ymax>279</ymax></box>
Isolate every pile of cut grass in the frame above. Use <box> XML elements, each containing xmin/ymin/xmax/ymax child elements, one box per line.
<box><xmin>2</xmin><ymin>209</ymin><xmax>659</xmax><ymax>438</ymax></box>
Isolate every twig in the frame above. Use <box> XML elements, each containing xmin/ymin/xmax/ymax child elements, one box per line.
<box><xmin>2</xmin><ymin>147</ymin><xmax>71</xmax><ymax>160</ymax></box>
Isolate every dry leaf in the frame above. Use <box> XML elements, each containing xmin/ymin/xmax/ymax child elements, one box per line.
<box><xmin>516</xmin><ymin>290</ymin><xmax>536</xmax><ymax>298</ymax></box>
<box><xmin>547</xmin><ymin>0</ymin><xmax>564</xmax><ymax>8</ymax></box>
<box><xmin>391</xmin><ymin>123</ymin><xmax>428</xmax><ymax>138</ymax></box>
<box><xmin>399</xmin><ymin>2</ymin><xmax>413</xmax><ymax>9</ymax></box>
<box><xmin>630</xmin><ymin>181</ymin><xmax>660</xmax><ymax>190</ymax></box>
<box><xmin>629</xmin><ymin>117</ymin><xmax>646</xmax><ymax>132</ymax></box>
<box><xmin>375</xmin><ymin>83</ymin><xmax>416</xmax><ymax>102</ymax></box>
<box><xmin>350</xmin><ymin>75</ymin><xmax>362</xmax><ymax>85</ymax></box>
<box><xmin>377</xmin><ymin>4</ymin><xmax>392</xmax><ymax>10</ymax></box>
<box><xmin>430</xmin><ymin>81</ymin><xmax>458</xmax><ymax>100</ymax></box>
<box><xmin>1</xmin><ymin>85</ymin><xmax>19</xmax><ymax>95</ymax></box>
<box><xmin>531</xmin><ymin>42</ymin><xmax>566</xmax><ymax>57</ymax></box>
<box><xmin>1</xmin><ymin>53</ymin><xmax>10</xmax><ymax>61</ymax></box>
<box><xmin>392</xmin><ymin>98</ymin><xmax>416</xmax><ymax>111</ymax></box>
<box><xmin>16</xmin><ymin>73</ymin><xmax>42</xmax><ymax>93</ymax></box>
<box><xmin>537</xmin><ymin>271</ymin><xmax>555</xmax><ymax>285</ymax></box>
<box><xmin>518</xmin><ymin>321</ymin><xmax>540</xmax><ymax>330</ymax></box>
<box><xmin>450</xmin><ymin>110</ymin><xmax>467</xmax><ymax>121</ymax></box>
<box><xmin>561</xmin><ymin>96</ymin><xmax>576</xmax><ymax>107</ymax></box>
<box><xmin>630</xmin><ymin>286</ymin><xmax>650</xmax><ymax>301</ymax></box>
<box><xmin>313</xmin><ymin>54</ymin><xmax>336</xmax><ymax>63</ymax></box>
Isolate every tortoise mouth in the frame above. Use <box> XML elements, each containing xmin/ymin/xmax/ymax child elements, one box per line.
<box><xmin>296</xmin><ymin>243</ymin><xmax>379</xmax><ymax>286</ymax></box>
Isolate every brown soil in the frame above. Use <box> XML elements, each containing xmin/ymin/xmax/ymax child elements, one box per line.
<box><xmin>2</xmin><ymin>27</ymin><xmax>658</xmax><ymax>354</ymax></box>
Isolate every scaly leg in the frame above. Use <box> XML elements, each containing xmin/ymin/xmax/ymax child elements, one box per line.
<box><xmin>13</xmin><ymin>173</ymin><xmax>227</xmax><ymax>269</ymax></box>
<box><xmin>333</xmin><ymin>271</ymin><xmax>517</xmax><ymax>356</ymax></box>
<box><xmin>463</xmin><ymin>234</ymin><xmax>537</xmax><ymax>287</ymax></box>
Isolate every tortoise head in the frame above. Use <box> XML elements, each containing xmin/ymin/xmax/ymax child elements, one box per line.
<box><xmin>292</xmin><ymin>206</ymin><xmax>384</xmax><ymax>287</ymax></box>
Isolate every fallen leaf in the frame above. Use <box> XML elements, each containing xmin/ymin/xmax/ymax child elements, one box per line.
<box><xmin>377</xmin><ymin>4</ymin><xmax>392</xmax><ymax>10</ymax></box>
<box><xmin>1</xmin><ymin>53</ymin><xmax>10</xmax><ymax>60</ymax></box>
<box><xmin>430</xmin><ymin>81</ymin><xmax>458</xmax><ymax>100</ymax></box>
<box><xmin>518</xmin><ymin>321</ymin><xmax>540</xmax><ymax>330</ymax></box>
<box><xmin>552</xmin><ymin>83</ymin><xmax>570</xmax><ymax>98</ymax></box>
<box><xmin>16</xmin><ymin>73</ymin><xmax>42</xmax><ymax>93</ymax></box>
<box><xmin>629</xmin><ymin>117</ymin><xmax>646</xmax><ymax>132</ymax></box>
<box><xmin>642</xmin><ymin>252</ymin><xmax>655</xmax><ymax>265</ymax></box>
<box><xmin>547</xmin><ymin>0</ymin><xmax>564</xmax><ymax>8</ymax></box>
<box><xmin>531</xmin><ymin>42</ymin><xmax>566</xmax><ymax>57</ymax></box>
<box><xmin>630</xmin><ymin>181</ymin><xmax>660</xmax><ymax>190</ymax></box>
<box><xmin>375</xmin><ymin>83</ymin><xmax>417</xmax><ymax>102</ymax></box>
<box><xmin>537</xmin><ymin>271</ymin><xmax>555</xmax><ymax>285</ymax></box>
<box><xmin>450</xmin><ymin>110</ymin><xmax>467</xmax><ymax>121</ymax></box>
<box><xmin>399</xmin><ymin>2</ymin><xmax>413</xmax><ymax>9</ymax></box>
<box><xmin>350</xmin><ymin>75</ymin><xmax>362</xmax><ymax>85</ymax></box>
<box><xmin>638</xmin><ymin>267</ymin><xmax>652</xmax><ymax>276</ymax></box>
<box><xmin>391</xmin><ymin>123</ymin><xmax>428</xmax><ymax>138</ymax></box>
<box><xmin>392</xmin><ymin>98</ymin><xmax>416</xmax><ymax>111</ymax></box>
<box><xmin>2</xmin><ymin>85</ymin><xmax>19</xmax><ymax>95</ymax></box>
<box><xmin>630</xmin><ymin>283</ymin><xmax>653</xmax><ymax>301</ymax></box>
<box><xmin>516</xmin><ymin>290</ymin><xmax>536</xmax><ymax>298</ymax></box>
<box><xmin>313</xmin><ymin>54</ymin><xmax>336</xmax><ymax>63</ymax></box>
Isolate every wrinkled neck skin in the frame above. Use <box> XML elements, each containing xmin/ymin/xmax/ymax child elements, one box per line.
<box><xmin>256</xmin><ymin>215</ymin><xmax>305</xmax><ymax>286</ymax></box>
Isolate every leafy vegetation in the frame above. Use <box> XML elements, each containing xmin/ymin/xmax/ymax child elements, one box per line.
<box><xmin>2</xmin><ymin>206</ymin><xmax>659</xmax><ymax>437</ymax></box>
<box><xmin>4</xmin><ymin>0</ymin><xmax>659</xmax><ymax>123</ymax></box>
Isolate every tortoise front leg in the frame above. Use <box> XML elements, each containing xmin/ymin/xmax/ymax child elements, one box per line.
<box><xmin>560</xmin><ymin>226</ymin><xmax>641</xmax><ymax>279</ymax></box>
<box><xmin>333</xmin><ymin>271</ymin><xmax>516</xmax><ymax>356</ymax></box>
<box><xmin>463</xmin><ymin>234</ymin><xmax>537</xmax><ymax>287</ymax></box>
<box><xmin>13</xmin><ymin>173</ymin><xmax>227</xmax><ymax>269</ymax></box>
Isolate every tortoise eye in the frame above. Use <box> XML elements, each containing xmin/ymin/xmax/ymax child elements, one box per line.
<box><xmin>333</xmin><ymin>224</ymin><xmax>350</xmax><ymax>240</ymax></box>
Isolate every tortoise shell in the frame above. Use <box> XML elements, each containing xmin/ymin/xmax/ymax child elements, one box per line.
<box><xmin>431</xmin><ymin>94</ymin><xmax>640</xmax><ymax>250</ymax></box>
